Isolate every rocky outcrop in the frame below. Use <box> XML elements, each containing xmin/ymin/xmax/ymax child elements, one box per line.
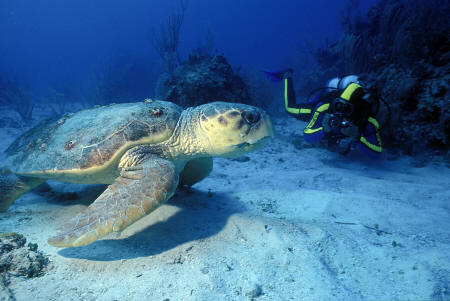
<box><xmin>0</xmin><ymin>232</ymin><xmax>48</xmax><ymax>278</ymax></box>
<box><xmin>0</xmin><ymin>232</ymin><xmax>49</xmax><ymax>300</ymax></box>
<box><xmin>155</xmin><ymin>54</ymin><xmax>251</xmax><ymax>107</ymax></box>
<box><xmin>299</xmin><ymin>0</ymin><xmax>449</xmax><ymax>154</ymax></box>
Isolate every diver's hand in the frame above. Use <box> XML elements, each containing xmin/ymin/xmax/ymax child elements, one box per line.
<box><xmin>340</xmin><ymin>122</ymin><xmax>359</xmax><ymax>140</ymax></box>
<box><xmin>338</xmin><ymin>137</ymin><xmax>354</xmax><ymax>155</ymax></box>
<box><xmin>322</xmin><ymin>114</ymin><xmax>332</xmax><ymax>133</ymax></box>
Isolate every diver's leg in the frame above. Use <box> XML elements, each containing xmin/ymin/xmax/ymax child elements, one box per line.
<box><xmin>284</xmin><ymin>76</ymin><xmax>298</xmax><ymax>114</ymax></box>
<box><xmin>284</xmin><ymin>76</ymin><xmax>316</xmax><ymax>121</ymax></box>
<box><xmin>303</xmin><ymin>103</ymin><xmax>330</xmax><ymax>144</ymax></box>
<box><xmin>356</xmin><ymin>117</ymin><xmax>383</xmax><ymax>158</ymax></box>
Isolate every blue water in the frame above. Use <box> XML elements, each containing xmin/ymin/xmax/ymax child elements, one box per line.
<box><xmin>0</xmin><ymin>0</ymin><xmax>377</xmax><ymax>98</ymax></box>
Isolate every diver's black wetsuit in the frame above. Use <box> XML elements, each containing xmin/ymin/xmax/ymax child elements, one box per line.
<box><xmin>283</xmin><ymin>76</ymin><xmax>382</xmax><ymax>157</ymax></box>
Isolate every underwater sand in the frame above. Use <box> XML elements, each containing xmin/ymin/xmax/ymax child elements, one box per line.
<box><xmin>1</xmin><ymin>116</ymin><xmax>449</xmax><ymax>301</ymax></box>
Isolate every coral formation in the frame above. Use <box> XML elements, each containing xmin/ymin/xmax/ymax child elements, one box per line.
<box><xmin>298</xmin><ymin>0</ymin><xmax>450</xmax><ymax>154</ymax></box>
<box><xmin>152</xmin><ymin>0</ymin><xmax>188</xmax><ymax>75</ymax></box>
<box><xmin>0</xmin><ymin>275</ymin><xmax>14</xmax><ymax>301</ymax></box>
<box><xmin>156</xmin><ymin>53</ymin><xmax>251</xmax><ymax>107</ymax></box>
<box><xmin>0</xmin><ymin>233</ymin><xmax>48</xmax><ymax>301</ymax></box>
<box><xmin>0</xmin><ymin>232</ymin><xmax>48</xmax><ymax>278</ymax></box>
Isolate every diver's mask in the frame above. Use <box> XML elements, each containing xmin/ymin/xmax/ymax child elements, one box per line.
<box><xmin>328</xmin><ymin>114</ymin><xmax>351</xmax><ymax>130</ymax></box>
<box><xmin>328</xmin><ymin>115</ymin><xmax>341</xmax><ymax>129</ymax></box>
<box><xmin>331</xmin><ymin>98</ymin><xmax>354</xmax><ymax>117</ymax></box>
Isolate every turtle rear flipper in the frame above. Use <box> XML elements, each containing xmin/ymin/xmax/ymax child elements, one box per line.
<box><xmin>48</xmin><ymin>157</ymin><xmax>179</xmax><ymax>247</ymax></box>
<box><xmin>0</xmin><ymin>168</ymin><xmax>45</xmax><ymax>212</ymax></box>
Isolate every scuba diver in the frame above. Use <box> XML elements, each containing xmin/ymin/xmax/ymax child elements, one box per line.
<box><xmin>264</xmin><ymin>69</ymin><xmax>383</xmax><ymax>158</ymax></box>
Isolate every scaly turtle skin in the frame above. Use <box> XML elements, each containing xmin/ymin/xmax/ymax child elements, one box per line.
<box><xmin>0</xmin><ymin>100</ymin><xmax>273</xmax><ymax>247</ymax></box>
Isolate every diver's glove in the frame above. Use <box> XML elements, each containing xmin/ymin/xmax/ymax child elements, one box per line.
<box><xmin>322</xmin><ymin>114</ymin><xmax>333</xmax><ymax>133</ymax></box>
<box><xmin>337</xmin><ymin>137</ymin><xmax>354</xmax><ymax>155</ymax></box>
<box><xmin>340</xmin><ymin>121</ymin><xmax>360</xmax><ymax>140</ymax></box>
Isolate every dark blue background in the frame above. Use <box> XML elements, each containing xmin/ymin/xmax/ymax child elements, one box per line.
<box><xmin>0</xmin><ymin>0</ymin><xmax>378</xmax><ymax>97</ymax></box>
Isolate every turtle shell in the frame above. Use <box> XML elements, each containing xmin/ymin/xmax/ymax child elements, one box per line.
<box><xmin>4</xmin><ymin>100</ymin><xmax>182</xmax><ymax>174</ymax></box>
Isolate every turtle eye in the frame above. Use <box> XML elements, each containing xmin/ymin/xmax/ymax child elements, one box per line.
<box><xmin>241</xmin><ymin>110</ymin><xmax>260</xmax><ymax>125</ymax></box>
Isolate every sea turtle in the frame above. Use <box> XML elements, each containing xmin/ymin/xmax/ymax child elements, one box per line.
<box><xmin>0</xmin><ymin>100</ymin><xmax>273</xmax><ymax>247</ymax></box>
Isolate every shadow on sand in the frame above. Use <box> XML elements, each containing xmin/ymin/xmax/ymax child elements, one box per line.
<box><xmin>57</xmin><ymin>189</ymin><xmax>243</xmax><ymax>261</ymax></box>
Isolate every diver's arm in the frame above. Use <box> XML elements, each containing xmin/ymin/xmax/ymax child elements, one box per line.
<box><xmin>357</xmin><ymin>117</ymin><xmax>383</xmax><ymax>156</ymax></box>
<box><xmin>302</xmin><ymin>103</ymin><xmax>330</xmax><ymax>143</ymax></box>
<box><xmin>283</xmin><ymin>77</ymin><xmax>313</xmax><ymax>121</ymax></box>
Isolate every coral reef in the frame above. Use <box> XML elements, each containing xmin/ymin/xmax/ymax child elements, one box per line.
<box><xmin>156</xmin><ymin>53</ymin><xmax>251</xmax><ymax>107</ymax></box>
<box><xmin>0</xmin><ymin>275</ymin><xmax>14</xmax><ymax>301</ymax></box>
<box><xmin>298</xmin><ymin>0</ymin><xmax>450</xmax><ymax>154</ymax></box>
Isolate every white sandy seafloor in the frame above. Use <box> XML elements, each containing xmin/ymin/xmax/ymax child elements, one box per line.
<box><xmin>0</xmin><ymin>112</ymin><xmax>449</xmax><ymax>301</ymax></box>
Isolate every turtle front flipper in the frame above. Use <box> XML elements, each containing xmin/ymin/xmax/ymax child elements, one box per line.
<box><xmin>48</xmin><ymin>157</ymin><xmax>179</xmax><ymax>247</ymax></box>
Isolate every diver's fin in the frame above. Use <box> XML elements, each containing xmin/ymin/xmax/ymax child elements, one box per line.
<box><xmin>48</xmin><ymin>157</ymin><xmax>179</xmax><ymax>247</ymax></box>
<box><xmin>0</xmin><ymin>168</ymin><xmax>45</xmax><ymax>212</ymax></box>
<box><xmin>262</xmin><ymin>68</ymin><xmax>294</xmax><ymax>82</ymax></box>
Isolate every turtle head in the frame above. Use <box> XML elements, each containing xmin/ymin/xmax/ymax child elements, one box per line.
<box><xmin>192</xmin><ymin>102</ymin><xmax>274</xmax><ymax>157</ymax></box>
